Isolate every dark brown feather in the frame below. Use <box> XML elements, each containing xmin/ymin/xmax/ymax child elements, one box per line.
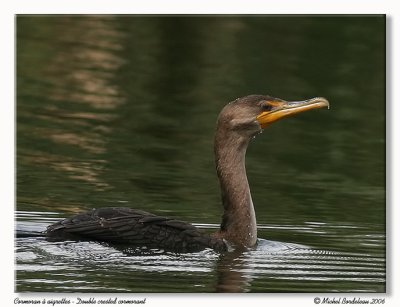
<box><xmin>46</xmin><ymin>207</ymin><xmax>226</xmax><ymax>252</ymax></box>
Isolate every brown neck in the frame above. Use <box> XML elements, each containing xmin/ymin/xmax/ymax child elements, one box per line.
<box><xmin>213</xmin><ymin>128</ymin><xmax>257</xmax><ymax>248</ymax></box>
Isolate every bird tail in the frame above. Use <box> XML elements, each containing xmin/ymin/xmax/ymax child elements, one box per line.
<box><xmin>16</xmin><ymin>230</ymin><xmax>46</xmax><ymax>238</ymax></box>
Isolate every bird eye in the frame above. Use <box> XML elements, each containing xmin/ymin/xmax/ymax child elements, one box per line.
<box><xmin>262</xmin><ymin>104</ymin><xmax>273</xmax><ymax>112</ymax></box>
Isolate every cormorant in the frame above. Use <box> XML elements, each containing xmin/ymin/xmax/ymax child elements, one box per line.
<box><xmin>46</xmin><ymin>95</ymin><xmax>329</xmax><ymax>252</ymax></box>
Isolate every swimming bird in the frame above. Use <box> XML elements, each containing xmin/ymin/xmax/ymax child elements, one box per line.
<box><xmin>46</xmin><ymin>95</ymin><xmax>329</xmax><ymax>252</ymax></box>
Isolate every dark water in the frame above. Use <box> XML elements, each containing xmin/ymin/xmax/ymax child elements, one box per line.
<box><xmin>16</xmin><ymin>16</ymin><xmax>385</xmax><ymax>293</ymax></box>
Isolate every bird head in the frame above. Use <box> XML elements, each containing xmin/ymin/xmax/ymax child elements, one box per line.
<box><xmin>217</xmin><ymin>94</ymin><xmax>329</xmax><ymax>137</ymax></box>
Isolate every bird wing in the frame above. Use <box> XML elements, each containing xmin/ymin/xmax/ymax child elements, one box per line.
<box><xmin>46</xmin><ymin>207</ymin><xmax>225</xmax><ymax>252</ymax></box>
